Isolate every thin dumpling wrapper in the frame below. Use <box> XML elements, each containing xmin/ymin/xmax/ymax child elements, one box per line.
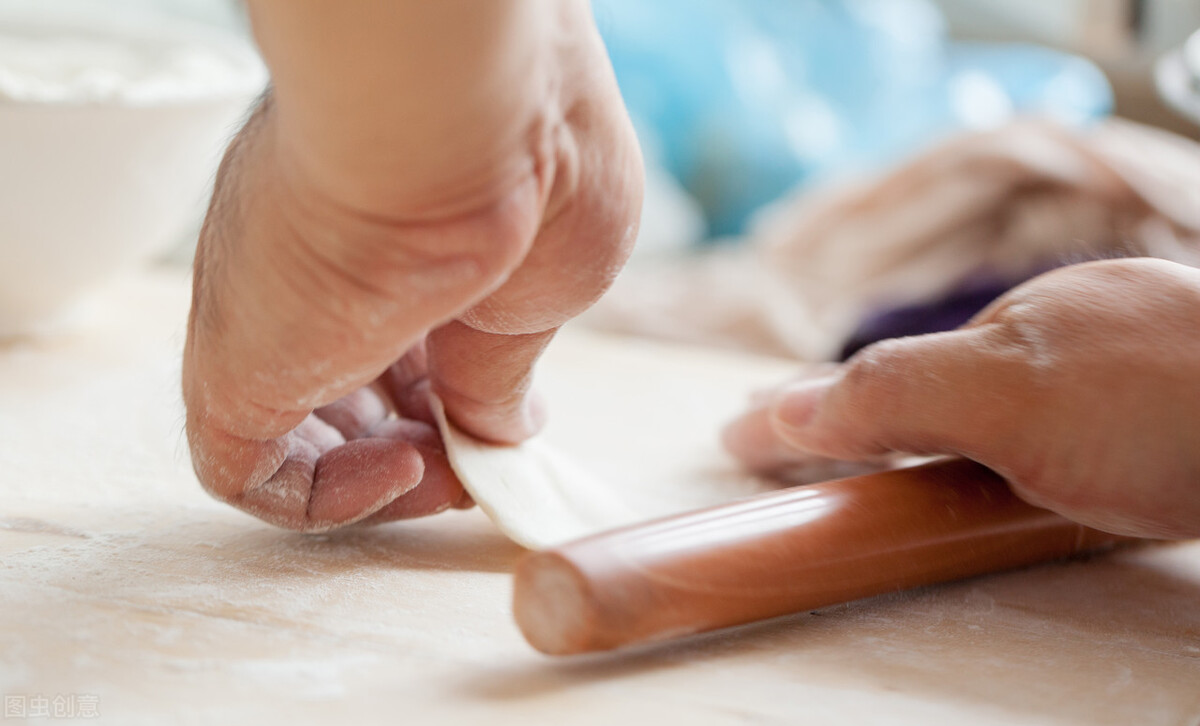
<box><xmin>431</xmin><ymin>397</ymin><xmax>641</xmax><ymax>549</ymax></box>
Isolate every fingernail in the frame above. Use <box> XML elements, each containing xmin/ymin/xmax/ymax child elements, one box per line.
<box><xmin>772</xmin><ymin>376</ymin><xmax>836</xmax><ymax>434</ymax></box>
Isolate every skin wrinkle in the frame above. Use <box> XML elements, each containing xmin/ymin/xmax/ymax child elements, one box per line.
<box><xmin>459</xmin><ymin>182</ymin><xmax>639</xmax><ymax>334</ymax></box>
<box><xmin>456</xmin><ymin>129</ymin><xmax>577</xmax><ymax>334</ymax></box>
<box><xmin>282</xmin><ymin>183</ymin><xmax>509</xmax><ymax>315</ymax></box>
<box><xmin>313</xmin><ymin>389</ymin><xmax>387</xmax><ymax>441</ymax></box>
<box><xmin>190</xmin><ymin>426</ymin><xmax>283</xmax><ymax>497</ymax></box>
<box><xmin>729</xmin><ymin>258</ymin><xmax>1200</xmax><ymax>539</ymax></box>
<box><xmin>242</xmin><ymin>435</ymin><xmax>314</xmax><ymax>511</ymax></box>
<box><xmin>275</xmin><ymin>175</ymin><xmax>476</xmax><ymax>336</ymax></box>
<box><xmin>194</xmin><ymin>55</ymin><xmax>560</xmax><ymax>428</ymax></box>
<box><xmin>183</xmin><ymin>0</ymin><xmax>644</xmax><ymax>530</ymax></box>
<box><xmin>456</xmin><ymin>41</ymin><xmax>642</xmax><ymax>337</ymax></box>
<box><xmin>219</xmin><ymin>162</ymin><xmax>543</xmax><ymax>424</ymax></box>
<box><xmin>428</xmin><ymin>325</ymin><xmax>555</xmax><ymax>415</ymax></box>
<box><xmin>673</xmin><ymin>124</ymin><xmax>1200</xmax><ymax>537</ymax></box>
<box><xmin>295</xmin><ymin>413</ymin><xmax>346</xmax><ymax>452</ymax></box>
<box><xmin>193</xmin><ymin>396</ymin><xmax>419</xmax><ymax>532</ymax></box>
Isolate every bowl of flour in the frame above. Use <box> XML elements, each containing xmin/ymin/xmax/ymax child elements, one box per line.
<box><xmin>0</xmin><ymin>6</ymin><xmax>265</xmax><ymax>336</ymax></box>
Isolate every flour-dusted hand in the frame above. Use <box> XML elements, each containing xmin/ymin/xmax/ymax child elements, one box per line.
<box><xmin>723</xmin><ymin>259</ymin><xmax>1200</xmax><ymax>539</ymax></box>
<box><xmin>182</xmin><ymin>0</ymin><xmax>643</xmax><ymax>531</ymax></box>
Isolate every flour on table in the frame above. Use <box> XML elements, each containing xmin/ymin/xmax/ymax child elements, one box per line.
<box><xmin>431</xmin><ymin>397</ymin><xmax>640</xmax><ymax>549</ymax></box>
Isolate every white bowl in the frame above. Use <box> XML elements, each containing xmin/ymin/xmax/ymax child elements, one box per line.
<box><xmin>0</xmin><ymin>10</ymin><xmax>264</xmax><ymax>336</ymax></box>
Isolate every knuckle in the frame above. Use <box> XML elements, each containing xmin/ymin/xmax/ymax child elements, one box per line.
<box><xmin>808</xmin><ymin>338</ymin><xmax>920</xmax><ymax>457</ymax></box>
<box><xmin>304</xmin><ymin>226</ymin><xmax>518</xmax><ymax>310</ymax></box>
<box><xmin>185</xmin><ymin>415</ymin><xmax>289</xmax><ymax>506</ymax></box>
<box><xmin>989</xmin><ymin>444</ymin><xmax>1078</xmax><ymax>517</ymax></box>
<box><xmin>438</xmin><ymin>382</ymin><xmax>527</xmax><ymax>415</ymax></box>
<box><xmin>280</xmin><ymin>175</ymin><xmax>543</xmax><ymax>325</ymax></box>
<box><xmin>999</xmin><ymin>458</ymin><xmax>1057</xmax><ymax>509</ymax></box>
<box><xmin>462</xmin><ymin>202</ymin><xmax>641</xmax><ymax>335</ymax></box>
<box><xmin>840</xmin><ymin>337</ymin><xmax>913</xmax><ymax>400</ymax></box>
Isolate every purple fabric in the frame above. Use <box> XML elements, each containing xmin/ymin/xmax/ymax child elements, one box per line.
<box><xmin>838</xmin><ymin>263</ymin><xmax>1062</xmax><ymax>361</ymax></box>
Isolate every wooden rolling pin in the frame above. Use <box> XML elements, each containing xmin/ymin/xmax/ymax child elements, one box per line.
<box><xmin>513</xmin><ymin>458</ymin><xmax>1131</xmax><ymax>655</ymax></box>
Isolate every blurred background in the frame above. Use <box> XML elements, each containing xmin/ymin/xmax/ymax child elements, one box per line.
<box><xmin>593</xmin><ymin>0</ymin><xmax>1200</xmax><ymax>243</ymax></box>
<box><xmin>2</xmin><ymin>0</ymin><xmax>1200</xmax><ymax>350</ymax></box>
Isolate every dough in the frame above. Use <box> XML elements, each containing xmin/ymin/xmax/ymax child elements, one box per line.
<box><xmin>431</xmin><ymin>397</ymin><xmax>641</xmax><ymax>549</ymax></box>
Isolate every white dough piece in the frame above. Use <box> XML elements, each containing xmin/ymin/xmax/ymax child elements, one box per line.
<box><xmin>431</xmin><ymin>397</ymin><xmax>642</xmax><ymax>549</ymax></box>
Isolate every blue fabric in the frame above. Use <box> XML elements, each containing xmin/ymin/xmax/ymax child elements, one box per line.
<box><xmin>594</xmin><ymin>0</ymin><xmax>1113</xmax><ymax>237</ymax></box>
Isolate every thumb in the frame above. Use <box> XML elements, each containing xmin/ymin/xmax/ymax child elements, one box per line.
<box><xmin>182</xmin><ymin>104</ymin><xmax>542</xmax><ymax>531</ymax></box>
<box><xmin>762</xmin><ymin>326</ymin><xmax>1032</xmax><ymax>464</ymax></box>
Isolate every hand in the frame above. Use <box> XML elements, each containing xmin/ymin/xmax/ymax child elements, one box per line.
<box><xmin>182</xmin><ymin>1</ymin><xmax>643</xmax><ymax>532</ymax></box>
<box><xmin>723</xmin><ymin>259</ymin><xmax>1200</xmax><ymax>539</ymax></box>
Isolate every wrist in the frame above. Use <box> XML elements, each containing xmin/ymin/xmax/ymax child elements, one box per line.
<box><xmin>250</xmin><ymin>0</ymin><xmax>599</xmax><ymax>223</ymax></box>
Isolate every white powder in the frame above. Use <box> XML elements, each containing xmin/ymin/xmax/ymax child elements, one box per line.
<box><xmin>0</xmin><ymin>15</ymin><xmax>265</xmax><ymax>106</ymax></box>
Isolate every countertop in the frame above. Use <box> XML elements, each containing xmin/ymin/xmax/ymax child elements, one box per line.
<box><xmin>1</xmin><ymin>270</ymin><xmax>1198</xmax><ymax>725</ymax></box>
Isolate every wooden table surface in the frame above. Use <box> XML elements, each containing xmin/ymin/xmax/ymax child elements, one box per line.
<box><xmin>1</xmin><ymin>270</ymin><xmax>1198</xmax><ymax>726</ymax></box>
